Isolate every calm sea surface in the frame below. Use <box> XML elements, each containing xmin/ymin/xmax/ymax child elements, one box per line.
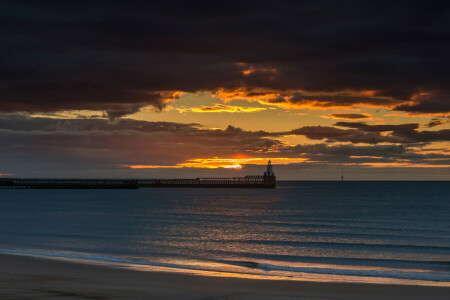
<box><xmin>1</xmin><ymin>182</ymin><xmax>449</xmax><ymax>286</ymax></box>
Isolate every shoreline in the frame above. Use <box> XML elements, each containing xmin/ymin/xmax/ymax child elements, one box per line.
<box><xmin>1</xmin><ymin>253</ymin><xmax>449</xmax><ymax>300</ymax></box>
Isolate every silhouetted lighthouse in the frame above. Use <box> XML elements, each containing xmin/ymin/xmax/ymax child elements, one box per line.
<box><xmin>263</xmin><ymin>160</ymin><xmax>276</xmax><ymax>188</ymax></box>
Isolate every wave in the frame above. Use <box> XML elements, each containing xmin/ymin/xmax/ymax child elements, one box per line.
<box><xmin>218</xmin><ymin>259</ymin><xmax>450</xmax><ymax>282</ymax></box>
<box><xmin>256</xmin><ymin>263</ymin><xmax>450</xmax><ymax>282</ymax></box>
<box><xmin>240</xmin><ymin>240</ymin><xmax>450</xmax><ymax>252</ymax></box>
<box><xmin>0</xmin><ymin>249</ymin><xmax>203</xmax><ymax>272</ymax></box>
<box><xmin>212</xmin><ymin>255</ymin><xmax>450</xmax><ymax>269</ymax></box>
<box><xmin>274</xmin><ymin>230</ymin><xmax>450</xmax><ymax>241</ymax></box>
<box><xmin>1</xmin><ymin>249</ymin><xmax>449</xmax><ymax>283</ymax></box>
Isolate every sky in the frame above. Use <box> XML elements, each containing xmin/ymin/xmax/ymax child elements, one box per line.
<box><xmin>1</xmin><ymin>1</ymin><xmax>449</xmax><ymax>180</ymax></box>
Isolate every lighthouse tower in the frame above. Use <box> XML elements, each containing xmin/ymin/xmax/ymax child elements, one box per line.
<box><xmin>263</xmin><ymin>160</ymin><xmax>276</xmax><ymax>188</ymax></box>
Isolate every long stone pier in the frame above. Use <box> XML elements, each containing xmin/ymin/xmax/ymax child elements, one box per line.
<box><xmin>0</xmin><ymin>175</ymin><xmax>276</xmax><ymax>189</ymax></box>
<box><xmin>0</xmin><ymin>161</ymin><xmax>277</xmax><ymax>189</ymax></box>
<box><xmin>0</xmin><ymin>178</ymin><xmax>139</xmax><ymax>189</ymax></box>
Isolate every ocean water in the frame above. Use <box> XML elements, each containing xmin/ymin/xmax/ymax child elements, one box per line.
<box><xmin>0</xmin><ymin>181</ymin><xmax>449</xmax><ymax>286</ymax></box>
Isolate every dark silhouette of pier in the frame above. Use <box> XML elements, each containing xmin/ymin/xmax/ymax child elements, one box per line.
<box><xmin>0</xmin><ymin>162</ymin><xmax>276</xmax><ymax>189</ymax></box>
<box><xmin>0</xmin><ymin>175</ymin><xmax>275</xmax><ymax>189</ymax></box>
<box><xmin>0</xmin><ymin>178</ymin><xmax>139</xmax><ymax>189</ymax></box>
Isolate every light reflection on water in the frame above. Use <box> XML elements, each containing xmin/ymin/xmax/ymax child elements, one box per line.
<box><xmin>0</xmin><ymin>181</ymin><xmax>449</xmax><ymax>286</ymax></box>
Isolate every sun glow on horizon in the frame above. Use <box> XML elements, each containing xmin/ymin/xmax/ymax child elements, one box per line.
<box><xmin>123</xmin><ymin>157</ymin><xmax>309</xmax><ymax>169</ymax></box>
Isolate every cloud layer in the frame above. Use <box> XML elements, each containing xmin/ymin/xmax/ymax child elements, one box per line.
<box><xmin>1</xmin><ymin>1</ymin><xmax>449</xmax><ymax>116</ymax></box>
<box><xmin>1</xmin><ymin>114</ymin><xmax>448</xmax><ymax>178</ymax></box>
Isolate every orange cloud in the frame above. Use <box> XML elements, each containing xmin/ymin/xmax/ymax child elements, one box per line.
<box><xmin>213</xmin><ymin>88</ymin><xmax>281</xmax><ymax>103</ymax></box>
<box><xmin>126</xmin><ymin>158</ymin><xmax>450</xmax><ymax>170</ymax></box>
<box><xmin>212</xmin><ymin>88</ymin><xmax>398</xmax><ymax>110</ymax></box>
<box><xmin>411</xmin><ymin>148</ymin><xmax>450</xmax><ymax>155</ymax></box>
<box><xmin>123</xmin><ymin>157</ymin><xmax>308</xmax><ymax>169</ymax></box>
<box><xmin>176</xmin><ymin>104</ymin><xmax>269</xmax><ymax>113</ymax></box>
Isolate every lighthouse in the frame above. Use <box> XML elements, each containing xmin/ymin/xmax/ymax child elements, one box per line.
<box><xmin>263</xmin><ymin>160</ymin><xmax>276</xmax><ymax>188</ymax></box>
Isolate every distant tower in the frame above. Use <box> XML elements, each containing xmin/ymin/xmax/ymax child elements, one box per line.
<box><xmin>341</xmin><ymin>168</ymin><xmax>344</xmax><ymax>182</ymax></box>
<box><xmin>263</xmin><ymin>160</ymin><xmax>276</xmax><ymax>188</ymax></box>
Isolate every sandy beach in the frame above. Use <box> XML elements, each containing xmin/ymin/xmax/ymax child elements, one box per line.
<box><xmin>0</xmin><ymin>253</ymin><xmax>448</xmax><ymax>300</ymax></box>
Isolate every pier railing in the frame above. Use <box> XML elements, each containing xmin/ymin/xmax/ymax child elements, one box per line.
<box><xmin>138</xmin><ymin>175</ymin><xmax>266</xmax><ymax>187</ymax></box>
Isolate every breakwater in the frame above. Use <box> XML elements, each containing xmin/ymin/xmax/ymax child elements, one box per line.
<box><xmin>0</xmin><ymin>161</ymin><xmax>277</xmax><ymax>189</ymax></box>
<box><xmin>0</xmin><ymin>175</ymin><xmax>276</xmax><ymax>189</ymax></box>
<box><xmin>0</xmin><ymin>178</ymin><xmax>139</xmax><ymax>189</ymax></box>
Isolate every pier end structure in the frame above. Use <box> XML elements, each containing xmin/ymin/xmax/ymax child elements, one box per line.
<box><xmin>263</xmin><ymin>160</ymin><xmax>276</xmax><ymax>188</ymax></box>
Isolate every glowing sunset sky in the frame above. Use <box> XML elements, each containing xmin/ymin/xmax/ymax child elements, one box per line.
<box><xmin>0</xmin><ymin>1</ymin><xmax>449</xmax><ymax>179</ymax></box>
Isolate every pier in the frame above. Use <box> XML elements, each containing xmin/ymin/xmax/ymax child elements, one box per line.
<box><xmin>0</xmin><ymin>161</ymin><xmax>276</xmax><ymax>189</ymax></box>
<box><xmin>0</xmin><ymin>178</ymin><xmax>139</xmax><ymax>189</ymax></box>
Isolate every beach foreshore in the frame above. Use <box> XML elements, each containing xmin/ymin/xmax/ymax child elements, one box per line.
<box><xmin>0</xmin><ymin>253</ymin><xmax>448</xmax><ymax>300</ymax></box>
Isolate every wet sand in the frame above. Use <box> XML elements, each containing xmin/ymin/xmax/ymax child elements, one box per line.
<box><xmin>0</xmin><ymin>253</ymin><xmax>449</xmax><ymax>300</ymax></box>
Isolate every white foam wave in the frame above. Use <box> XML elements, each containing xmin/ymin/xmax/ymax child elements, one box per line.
<box><xmin>258</xmin><ymin>263</ymin><xmax>450</xmax><ymax>282</ymax></box>
<box><xmin>1</xmin><ymin>249</ymin><xmax>449</xmax><ymax>282</ymax></box>
<box><xmin>0</xmin><ymin>249</ymin><xmax>198</xmax><ymax>271</ymax></box>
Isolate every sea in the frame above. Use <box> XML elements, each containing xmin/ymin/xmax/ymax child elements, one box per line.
<box><xmin>1</xmin><ymin>181</ymin><xmax>449</xmax><ymax>286</ymax></box>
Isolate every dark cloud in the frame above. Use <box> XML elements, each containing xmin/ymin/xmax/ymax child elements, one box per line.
<box><xmin>281</xmin><ymin>121</ymin><xmax>450</xmax><ymax>144</ymax></box>
<box><xmin>0</xmin><ymin>1</ymin><xmax>449</xmax><ymax>115</ymax></box>
<box><xmin>278</xmin><ymin>143</ymin><xmax>450</xmax><ymax>165</ymax></box>
<box><xmin>395</xmin><ymin>93</ymin><xmax>450</xmax><ymax>114</ymax></box>
<box><xmin>0</xmin><ymin>114</ymin><xmax>278</xmax><ymax>165</ymax></box>
<box><xmin>333</xmin><ymin>122</ymin><xmax>420</xmax><ymax>132</ymax></box>
<box><xmin>279</xmin><ymin>143</ymin><xmax>408</xmax><ymax>157</ymax></box>
<box><xmin>327</xmin><ymin>113</ymin><xmax>371</xmax><ymax>120</ymax></box>
<box><xmin>289</xmin><ymin>126</ymin><xmax>354</xmax><ymax>139</ymax></box>
<box><xmin>426</xmin><ymin>116</ymin><xmax>450</xmax><ymax>127</ymax></box>
<box><xmin>334</xmin><ymin>122</ymin><xmax>450</xmax><ymax>143</ymax></box>
<box><xmin>104</xmin><ymin>104</ymin><xmax>145</xmax><ymax>123</ymax></box>
<box><xmin>288</xmin><ymin>125</ymin><xmax>406</xmax><ymax>144</ymax></box>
